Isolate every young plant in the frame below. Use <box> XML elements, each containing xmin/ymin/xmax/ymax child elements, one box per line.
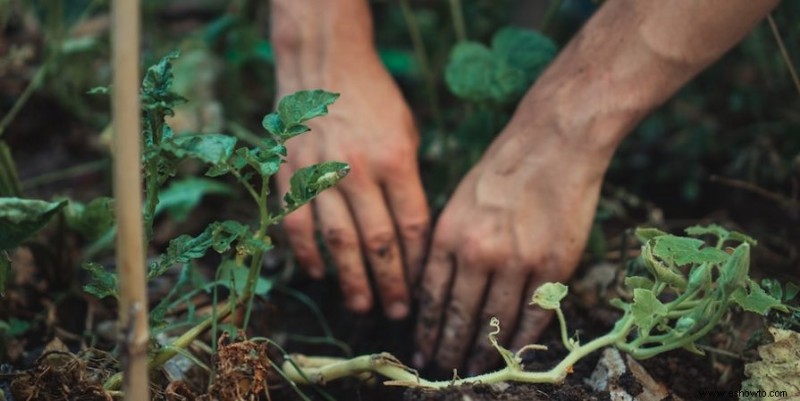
<box><xmin>281</xmin><ymin>224</ymin><xmax>790</xmax><ymax>388</ymax></box>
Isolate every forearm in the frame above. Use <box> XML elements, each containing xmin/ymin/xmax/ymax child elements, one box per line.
<box><xmin>499</xmin><ymin>0</ymin><xmax>779</xmax><ymax>162</ymax></box>
<box><xmin>270</xmin><ymin>0</ymin><xmax>377</xmax><ymax>91</ymax></box>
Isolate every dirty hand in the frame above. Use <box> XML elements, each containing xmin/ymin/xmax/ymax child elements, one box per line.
<box><xmin>272</xmin><ymin>0</ymin><xmax>429</xmax><ymax>319</ymax></box>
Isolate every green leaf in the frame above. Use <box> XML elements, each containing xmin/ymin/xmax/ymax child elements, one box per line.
<box><xmin>641</xmin><ymin>243</ymin><xmax>687</xmax><ymax>289</ymax></box>
<box><xmin>731</xmin><ymin>278</ymin><xmax>788</xmax><ymax>315</ymax></box>
<box><xmin>141</xmin><ymin>50</ymin><xmax>186</xmax><ymax>112</ymax></box>
<box><xmin>0</xmin><ymin>317</ymin><xmax>31</xmax><ymax>337</ymax></box>
<box><xmin>687</xmin><ymin>263</ymin><xmax>712</xmax><ymax>291</ymax></box>
<box><xmin>718</xmin><ymin>243</ymin><xmax>750</xmax><ymax>295</ymax></box>
<box><xmin>445</xmin><ymin>42</ymin><xmax>523</xmax><ymax>105</ymax></box>
<box><xmin>491</xmin><ymin>26</ymin><xmax>556</xmax><ymax>88</ymax></box>
<box><xmin>529</xmin><ymin>282</ymin><xmax>568</xmax><ymax>310</ymax></box>
<box><xmin>284</xmin><ymin>162</ymin><xmax>350</xmax><ymax>209</ymax></box>
<box><xmin>82</xmin><ymin>262</ymin><xmax>119</xmax><ymax>300</ymax></box>
<box><xmin>264</xmin><ymin>90</ymin><xmax>340</xmax><ymax>139</ymax></box>
<box><xmin>631</xmin><ymin>288</ymin><xmax>668</xmax><ymax>333</ymax></box>
<box><xmin>784</xmin><ymin>282</ymin><xmax>800</xmax><ymax>302</ymax></box>
<box><xmin>624</xmin><ymin>276</ymin><xmax>655</xmax><ymax>290</ymax></box>
<box><xmin>652</xmin><ymin>235</ymin><xmax>728</xmax><ymax>266</ymax></box>
<box><xmin>0</xmin><ymin>198</ymin><xmax>67</xmax><ymax>250</ymax></box>
<box><xmin>156</xmin><ymin>178</ymin><xmax>232</xmax><ymax>222</ymax></box>
<box><xmin>634</xmin><ymin>227</ymin><xmax>668</xmax><ymax>243</ymax></box>
<box><xmin>162</xmin><ymin>134</ymin><xmax>237</xmax><ymax>165</ymax></box>
<box><xmin>64</xmin><ymin>197</ymin><xmax>115</xmax><ymax>241</ymax></box>
<box><xmin>685</xmin><ymin>224</ymin><xmax>730</xmax><ymax>240</ymax></box>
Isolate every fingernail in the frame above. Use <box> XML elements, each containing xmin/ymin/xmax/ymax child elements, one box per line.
<box><xmin>387</xmin><ymin>302</ymin><xmax>409</xmax><ymax>320</ymax></box>
<box><xmin>349</xmin><ymin>295</ymin><xmax>370</xmax><ymax>312</ymax></box>
<box><xmin>412</xmin><ymin>352</ymin><xmax>426</xmax><ymax>369</ymax></box>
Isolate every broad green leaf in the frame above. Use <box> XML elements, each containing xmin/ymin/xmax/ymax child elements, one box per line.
<box><xmin>218</xmin><ymin>260</ymin><xmax>273</xmax><ymax>296</ymax></box>
<box><xmin>731</xmin><ymin>278</ymin><xmax>788</xmax><ymax>315</ymax></box>
<box><xmin>64</xmin><ymin>197</ymin><xmax>115</xmax><ymax>241</ymax></box>
<box><xmin>0</xmin><ymin>317</ymin><xmax>30</xmax><ymax>337</ymax></box>
<box><xmin>0</xmin><ymin>198</ymin><xmax>67</xmax><ymax>250</ymax></box>
<box><xmin>209</xmin><ymin>220</ymin><xmax>250</xmax><ymax>253</ymax></box>
<box><xmin>162</xmin><ymin>134</ymin><xmax>237</xmax><ymax>165</ymax></box>
<box><xmin>652</xmin><ymin>235</ymin><xmax>728</xmax><ymax>266</ymax></box>
<box><xmin>82</xmin><ymin>262</ymin><xmax>119</xmax><ymax>300</ymax></box>
<box><xmin>631</xmin><ymin>288</ymin><xmax>667</xmax><ymax>333</ymax></box>
<box><xmin>529</xmin><ymin>282</ymin><xmax>568</xmax><ymax>310</ymax></box>
<box><xmin>634</xmin><ymin>227</ymin><xmax>668</xmax><ymax>243</ymax></box>
<box><xmin>445</xmin><ymin>42</ymin><xmax>523</xmax><ymax>105</ymax></box>
<box><xmin>242</xmin><ymin>146</ymin><xmax>285</xmax><ymax>177</ymax></box>
<box><xmin>624</xmin><ymin>276</ymin><xmax>655</xmax><ymax>290</ymax></box>
<box><xmin>718</xmin><ymin>243</ymin><xmax>750</xmax><ymax>295</ymax></box>
<box><xmin>491</xmin><ymin>26</ymin><xmax>556</xmax><ymax>88</ymax></box>
<box><xmin>264</xmin><ymin>90</ymin><xmax>340</xmax><ymax>139</ymax></box>
<box><xmin>284</xmin><ymin>162</ymin><xmax>350</xmax><ymax>209</ymax></box>
<box><xmin>156</xmin><ymin>178</ymin><xmax>232</xmax><ymax>222</ymax></box>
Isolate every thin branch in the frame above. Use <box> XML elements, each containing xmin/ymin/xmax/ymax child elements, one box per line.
<box><xmin>767</xmin><ymin>14</ymin><xmax>800</xmax><ymax>97</ymax></box>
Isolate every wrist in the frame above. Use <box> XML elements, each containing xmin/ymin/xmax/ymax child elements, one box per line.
<box><xmin>271</xmin><ymin>0</ymin><xmax>376</xmax><ymax>64</ymax></box>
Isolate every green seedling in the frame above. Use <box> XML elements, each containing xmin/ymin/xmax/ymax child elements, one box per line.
<box><xmin>282</xmin><ymin>224</ymin><xmax>789</xmax><ymax>388</ymax></box>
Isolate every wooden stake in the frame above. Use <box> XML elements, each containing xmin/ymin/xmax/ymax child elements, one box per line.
<box><xmin>111</xmin><ymin>0</ymin><xmax>149</xmax><ymax>400</ymax></box>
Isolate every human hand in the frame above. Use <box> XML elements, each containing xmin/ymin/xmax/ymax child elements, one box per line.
<box><xmin>274</xmin><ymin>42</ymin><xmax>429</xmax><ymax>319</ymax></box>
<box><xmin>413</xmin><ymin>90</ymin><xmax>617</xmax><ymax>374</ymax></box>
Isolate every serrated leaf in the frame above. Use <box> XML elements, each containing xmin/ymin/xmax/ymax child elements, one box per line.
<box><xmin>731</xmin><ymin>278</ymin><xmax>788</xmax><ymax>315</ymax></box>
<box><xmin>445</xmin><ymin>42</ymin><xmax>523</xmax><ymax>105</ymax></box>
<box><xmin>284</xmin><ymin>162</ymin><xmax>350</xmax><ymax>209</ymax></box>
<box><xmin>64</xmin><ymin>197</ymin><xmax>115</xmax><ymax>241</ymax></box>
<box><xmin>156</xmin><ymin>178</ymin><xmax>232</xmax><ymax>222</ymax></box>
<box><xmin>652</xmin><ymin>235</ymin><xmax>728</xmax><ymax>266</ymax></box>
<box><xmin>634</xmin><ymin>227</ymin><xmax>668</xmax><ymax>243</ymax></box>
<box><xmin>0</xmin><ymin>198</ymin><xmax>68</xmax><ymax>250</ymax></box>
<box><xmin>162</xmin><ymin>134</ymin><xmax>237</xmax><ymax>165</ymax></box>
<box><xmin>242</xmin><ymin>146</ymin><xmax>285</xmax><ymax>177</ymax></box>
<box><xmin>632</xmin><ymin>288</ymin><xmax>667</xmax><ymax>333</ymax></box>
<box><xmin>529</xmin><ymin>282</ymin><xmax>568</xmax><ymax>310</ymax></box>
<box><xmin>82</xmin><ymin>262</ymin><xmax>119</xmax><ymax>300</ymax></box>
<box><xmin>148</xmin><ymin>221</ymin><xmax>250</xmax><ymax>280</ymax></box>
<box><xmin>141</xmin><ymin>50</ymin><xmax>187</xmax><ymax>111</ymax></box>
<box><xmin>491</xmin><ymin>26</ymin><xmax>556</xmax><ymax>87</ymax></box>
<box><xmin>624</xmin><ymin>276</ymin><xmax>655</xmax><ymax>290</ymax></box>
<box><xmin>265</xmin><ymin>90</ymin><xmax>340</xmax><ymax>139</ymax></box>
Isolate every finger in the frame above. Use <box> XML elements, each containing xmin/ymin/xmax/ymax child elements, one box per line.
<box><xmin>510</xmin><ymin>278</ymin><xmax>555</xmax><ymax>352</ymax></box>
<box><xmin>382</xmin><ymin>164</ymin><xmax>430</xmax><ymax>285</ymax></box>
<box><xmin>434</xmin><ymin>261</ymin><xmax>490</xmax><ymax>370</ymax></box>
<box><xmin>340</xmin><ymin>179</ymin><xmax>409</xmax><ymax>319</ymax></box>
<box><xmin>276</xmin><ymin>168</ymin><xmax>325</xmax><ymax>278</ymax></box>
<box><xmin>413</xmin><ymin>246</ymin><xmax>454</xmax><ymax>367</ymax></box>
<box><xmin>466</xmin><ymin>270</ymin><xmax>526</xmax><ymax>375</ymax></box>
<box><xmin>315</xmin><ymin>189</ymin><xmax>372</xmax><ymax>313</ymax></box>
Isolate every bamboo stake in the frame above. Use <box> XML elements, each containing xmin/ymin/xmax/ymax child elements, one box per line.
<box><xmin>111</xmin><ymin>0</ymin><xmax>149</xmax><ymax>400</ymax></box>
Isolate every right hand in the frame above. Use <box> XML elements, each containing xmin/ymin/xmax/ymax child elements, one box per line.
<box><xmin>275</xmin><ymin>47</ymin><xmax>430</xmax><ymax>320</ymax></box>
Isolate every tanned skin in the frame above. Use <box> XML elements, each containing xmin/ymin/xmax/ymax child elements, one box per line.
<box><xmin>271</xmin><ymin>0</ymin><xmax>780</xmax><ymax>374</ymax></box>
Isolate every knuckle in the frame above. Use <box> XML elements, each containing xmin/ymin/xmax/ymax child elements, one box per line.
<box><xmin>323</xmin><ymin>227</ymin><xmax>358</xmax><ymax>250</ymax></box>
<box><xmin>398</xmin><ymin>218</ymin><xmax>430</xmax><ymax>242</ymax></box>
<box><xmin>283</xmin><ymin>215</ymin><xmax>310</xmax><ymax>238</ymax></box>
<box><xmin>363</xmin><ymin>231</ymin><xmax>397</xmax><ymax>258</ymax></box>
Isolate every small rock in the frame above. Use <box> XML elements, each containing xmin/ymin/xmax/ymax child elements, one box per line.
<box><xmin>587</xmin><ymin>348</ymin><xmax>681</xmax><ymax>401</ymax></box>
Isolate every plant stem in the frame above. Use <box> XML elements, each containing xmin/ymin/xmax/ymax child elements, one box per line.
<box><xmin>242</xmin><ymin>177</ymin><xmax>270</xmax><ymax>329</ymax></box>
<box><xmin>540</xmin><ymin>0</ymin><xmax>564</xmax><ymax>34</ymax></box>
<box><xmin>105</xmin><ymin>301</ymin><xmax>234</xmax><ymax>390</ymax></box>
<box><xmin>448</xmin><ymin>0</ymin><xmax>467</xmax><ymax>42</ymax></box>
<box><xmin>767</xmin><ymin>14</ymin><xmax>800</xmax><ymax>97</ymax></box>
<box><xmin>0</xmin><ymin>65</ymin><xmax>47</xmax><ymax>138</ymax></box>
<box><xmin>283</xmin><ymin>315</ymin><xmax>636</xmax><ymax>388</ymax></box>
<box><xmin>110</xmin><ymin>0</ymin><xmax>148</xmax><ymax>399</ymax></box>
<box><xmin>554</xmin><ymin>308</ymin><xmax>575</xmax><ymax>351</ymax></box>
<box><xmin>398</xmin><ymin>0</ymin><xmax>444</xmax><ymax>134</ymax></box>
